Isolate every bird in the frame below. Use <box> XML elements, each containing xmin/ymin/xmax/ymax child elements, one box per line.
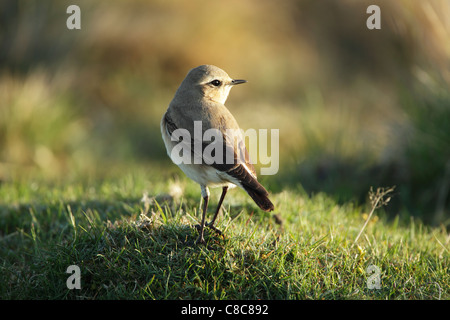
<box><xmin>161</xmin><ymin>65</ymin><xmax>274</xmax><ymax>244</ymax></box>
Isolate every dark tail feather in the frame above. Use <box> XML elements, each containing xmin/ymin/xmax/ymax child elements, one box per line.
<box><xmin>222</xmin><ymin>163</ymin><xmax>274</xmax><ymax>211</ymax></box>
<box><xmin>244</xmin><ymin>185</ymin><xmax>274</xmax><ymax>212</ymax></box>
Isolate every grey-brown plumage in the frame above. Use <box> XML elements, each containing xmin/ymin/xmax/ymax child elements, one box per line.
<box><xmin>161</xmin><ymin>65</ymin><xmax>274</xmax><ymax>244</ymax></box>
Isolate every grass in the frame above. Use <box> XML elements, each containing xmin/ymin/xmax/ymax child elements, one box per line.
<box><xmin>1</xmin><ymin>169</ymin><xmax>448</xmax><ymax>300</ymax></box>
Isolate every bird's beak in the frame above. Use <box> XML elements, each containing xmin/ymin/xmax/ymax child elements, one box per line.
<box><xmin>231</xmin><ymin>79</ymin><xmax>247</xmax><ymax>85</ymax></box>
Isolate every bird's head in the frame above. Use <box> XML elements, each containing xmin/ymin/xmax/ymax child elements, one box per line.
<box><xmin>180</xmin><ymin>65</ymin><xmax>247</xmax><ymax>104</ymax></box>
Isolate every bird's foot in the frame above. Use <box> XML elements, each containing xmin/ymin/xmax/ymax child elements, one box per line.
<box><xmin>195</xmin><ymin>235</ymin><xmax>206</xmax><ymax>245</ymax></box>
<box><xmin>193</xmin><ymin>223</ymin><xmax>224</xmax><ymax>245</ymax></box>
<box><xmin>194</xmin><ymin>223</ymin><xmax>222</xmax><ymax>235</ymax></box>
<box><xmin>206</xmin><ymin>222</ymin><xmax>223</xmax><ymax>236</ymax></box>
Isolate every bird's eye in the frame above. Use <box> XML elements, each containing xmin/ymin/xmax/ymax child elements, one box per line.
<box><xmin>210</xmin><ymin>80</ymin><xmax>222</xmax><ymax>86</ymax></box>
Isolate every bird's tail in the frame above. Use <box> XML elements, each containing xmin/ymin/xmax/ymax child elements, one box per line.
<box><xmin>243</xmin><ymin>184</ymin><xmax>274</xmax><ymax>212</ymax></box>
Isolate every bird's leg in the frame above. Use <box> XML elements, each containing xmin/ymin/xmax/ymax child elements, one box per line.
<box><xmin>196</xmin><ymin>186</ymin><xmax>210</xmax><ymax>245</ymax></box>
<box><xmin>206</xmin><ymin>186</ymin><xmax>228</xmax><ymax>235</ymax></box>
<box><xmin>195</xmin><ymin>195</ymin><xmax>209</xmax><ymax>244</ymax></box>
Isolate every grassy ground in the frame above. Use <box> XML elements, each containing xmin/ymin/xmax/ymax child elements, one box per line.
<box><xmin>1</xmin><ymin>168</ymin><xmax>448</xmax><ymax>300</ymax></box>
<box><xmin>1</xmin><ymin>0</ymin><xmax>449</xmax><ymax>302</ymax></box>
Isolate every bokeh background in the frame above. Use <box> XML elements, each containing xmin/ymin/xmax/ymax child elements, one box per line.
<box><xmin>0</xmin><ymin>0</ymin><xmax>449</xmax><ymax>226</ymax></box>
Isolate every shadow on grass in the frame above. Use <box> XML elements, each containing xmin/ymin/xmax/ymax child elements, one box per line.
<box><xmin>1</xmin><ymin>188</ymin><xmax>288</xmax><ymax>299</ymax></box>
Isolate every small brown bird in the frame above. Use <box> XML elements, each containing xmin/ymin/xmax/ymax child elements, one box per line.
<box><xmin>161</xmin><ymin>65</ymin><xmax>274</xmax><ymax>244</ymax></box>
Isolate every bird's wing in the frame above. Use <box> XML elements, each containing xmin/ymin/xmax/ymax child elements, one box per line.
<box><xmin>164</xmin><ymin>111</ymin><xmax>252</xmax><ymax>169</ymax></box>
<box><xmin>206</xmin><ymin>128</ymin><xmax>274</xmax><ymax>212</ymax></box>
<box><xmin>164</xmin><ymin>110</ymin><xmax>274</xmax><ymax>211</ymax></box>
<box><xmin>164</xmin><ymin>111</ymin><xmax>261</xmax><ymax>190</ymax></box>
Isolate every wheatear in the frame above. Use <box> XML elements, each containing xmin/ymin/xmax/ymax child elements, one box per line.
<box><xmin>161</xmin><ymin>65</ymin><xmax>274</xmax><ymax>244</ymax></box>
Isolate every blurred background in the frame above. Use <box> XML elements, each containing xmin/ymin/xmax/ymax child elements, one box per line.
<box><xmin>0</xmin><ymin>0</ymin><xmax>449</xmax><ymax>226</ymax></box>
